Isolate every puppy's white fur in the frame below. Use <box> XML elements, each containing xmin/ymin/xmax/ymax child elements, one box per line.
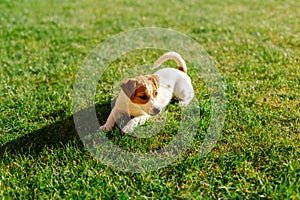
<box><xmin>100</xmin><ymin>52</ymin><xmax>194</xmax><ymax>133</ymax></box>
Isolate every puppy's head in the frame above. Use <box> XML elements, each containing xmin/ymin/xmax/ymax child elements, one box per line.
<box><xmin>121</xmin><ymin>74</ymin><xmax>161</xmax><ymax>115</ymax></box>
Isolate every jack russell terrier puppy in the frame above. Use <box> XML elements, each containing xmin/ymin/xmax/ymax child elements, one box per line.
<box><xmin>99</xmin><ymin>52</ymin><xmax>194</xmax><ymax>133</ymax></box>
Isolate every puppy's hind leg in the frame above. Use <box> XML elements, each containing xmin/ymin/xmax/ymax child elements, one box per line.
<box><xmin>177</xmin><ymin>85</ymin><xmax>195</xmax><ymax>107</ymax></box>
<box><xmin>179</xmin><ymin>93</ymin><xmax>194</xmax><ymax>107</ymax></box>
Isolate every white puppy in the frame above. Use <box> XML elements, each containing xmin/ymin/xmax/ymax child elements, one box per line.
<box><xmin>99</xmin><ymin>52</ymin><xmax>194</xmax><ymax>133</ymax></box>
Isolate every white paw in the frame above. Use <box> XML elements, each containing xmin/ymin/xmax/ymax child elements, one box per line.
<box><xmin>122</xmin><ymin>124</ymin><xmax>134</xmax><ymax>133</ymax></box>
<box><xmin>138</xmin><ymin>116</ymin><xmax>149</xmax><ymax>125</ymax></box>
<box><xmin>121</xmin><ymin>116</ymin><xmax>150</xmax><ymax>133</ymax></box>
<box><xmin>122</xmin><ymin>120</ymin><xmax>138</xmax><ymax>133</ymax></box>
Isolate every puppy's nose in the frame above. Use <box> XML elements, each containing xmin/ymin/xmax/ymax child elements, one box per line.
<box><xmin>153</xmin><ymin>107</ymin><xmax>162</xmax><ymax>115</ymax></box>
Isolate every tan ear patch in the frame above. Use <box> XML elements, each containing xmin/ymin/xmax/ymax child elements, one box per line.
<box><xmin>121</xmin><ymin>77</ymin><xmax>150</xmax><ymax>104</ymax></box>
<box><xmin>121</xmin><ymin>75</ymin><xmax>159</xmax><ymax>104</ymax></box>
<box><xmin>131</xmin><ymin>85</ymin><xmax>150</xmax><ymax>104</ymax></box>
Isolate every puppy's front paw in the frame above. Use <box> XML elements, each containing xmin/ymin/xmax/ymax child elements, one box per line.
<box><xmin>122</xmin><ymin>124</ymin><xmax>135</xmax><ymax>133</ymax></box>
<box><xmin>122</xmin><ymin>126</ymin><xmax>132</xmax><ymax>133</ymax></box>
<box><xmin>122</xmin><ymin>116</ymin><xmax>150</xmax><ymax>133</ymax></box>
<box><xmin>122</xmin><ymin>120</ymin><xmax>138</xmax><ymax>133</ymax></box>
<box><xmin>99</xmin><ymin>124</ymin><xmax>113</xmax><ymax>132</ymax></box>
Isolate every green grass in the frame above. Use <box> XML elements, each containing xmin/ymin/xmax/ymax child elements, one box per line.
<box><xmin>1</xmin><ymin>0</ymin><xmax>299</xmax><ymax>199</ymax></box>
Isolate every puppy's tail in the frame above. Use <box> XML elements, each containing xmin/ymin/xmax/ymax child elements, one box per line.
<box><xmin>153</xmin><ymin>52</ymin><xmax>187</xmax><ymax>73</ymax></box>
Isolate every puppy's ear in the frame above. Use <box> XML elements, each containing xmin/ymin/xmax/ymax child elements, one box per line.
<box><xmin>145</xmin><ymin>74</ymin><xmax>160</xmax><ymax>90</ymax></box>
<box><xmin>121</xmin><ymin>79</ymin><xmax>139</xmax><ymax>99</ymax></box>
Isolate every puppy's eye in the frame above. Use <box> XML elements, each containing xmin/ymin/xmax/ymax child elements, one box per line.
<box><xmin>154</xmin><ymin>91</ymin><xmax>158</xmax><ymax>96</ymax></box>
<box><xmin>139</xmin><ymin>94</ymin><xmax>147</xmax><ymax>100</ymax></box>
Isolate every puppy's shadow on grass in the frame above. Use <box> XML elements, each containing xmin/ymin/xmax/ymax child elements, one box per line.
<box><xmin>0</xmin><ymin>103</ymin><xmax>114</xmax><ymax>158</ymax></box>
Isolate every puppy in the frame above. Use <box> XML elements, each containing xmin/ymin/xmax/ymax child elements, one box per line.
<box><xmin>99</xmin><ymin>52</ymin><xmax>194</xmax><ymax>133</ymax></box>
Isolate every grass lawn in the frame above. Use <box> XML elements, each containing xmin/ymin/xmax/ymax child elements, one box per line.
<box><xmin>0</xmin><ymin>0</ymin><xmax>299</xmax><ymax>199</ymax></box>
